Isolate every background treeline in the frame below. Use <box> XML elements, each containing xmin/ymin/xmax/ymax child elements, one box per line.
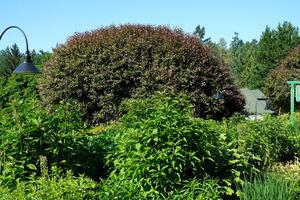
<box><xmin>194</xmin><ymin>21</ymin><xmax>300</xmax><ymax>112</ymax></box>
<box><xmin>194</xmin><ymin>21</ymin><xmax>300</xmax><ymax>90</ymax></box>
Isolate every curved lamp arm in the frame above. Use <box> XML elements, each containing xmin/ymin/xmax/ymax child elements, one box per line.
<box><xmin>0</xmin><ymin>26</ymin><xmax>31</xmax><ymax>61</ymax></box>
<box><xmin>0</xmin><ymin>26</ymin><xmax>40</xmax><ymax>73</ymax></box>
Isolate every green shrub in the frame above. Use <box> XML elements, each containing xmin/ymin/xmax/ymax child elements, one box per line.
<box><xmin>39</xmin><ymin>24</ymin><xmax>244</xmax><ymax>124</ymax></box>
<box><xmin>0</xmin><ymin>99</ymin><xmax>107</xmax><ymax>186</ymax></box>
<box><xmin>103</xmin><ymin>93</ymin><xmax>256</xmax><ymax>197</ymax></box>
<box><xmin>98</xmin><ymin>176</ymin><xmax>222</xmax><ymax>200</ymax></box>
<box><xmin>231</xmin><ymin>115</ymin><xmax>297</xmax><ymax>168</ymax></box>
<box><xmin>0</xmin><ymin>168</ymin><xmax>98</xmax><ymax>200</ymax></box>
<box><xmin>100</xmin><ymin>93</ymin><xmax>300</xmax><ymax>198</ymax></box>
<box><xmin>170</xmin><ymin>178</ymin><xmax>222</xmax><ymax>200</ymax></box>
<box><xmin>0</xmin><ymin>74</ymin><xmax>39</xmax><ymax>108</ymax></box>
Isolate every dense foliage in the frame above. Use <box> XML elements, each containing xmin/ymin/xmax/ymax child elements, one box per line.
<box><xmin>97</xmin><ymin>93</ymin><xmax>297</xmax><ymax>198</ymax></box>
<box><xmin>2</xmin><ymin>22</ymin><xmax>300</xmax><ymax>199</ymax></box>
<box><xmin>264</xmin><ymin>44</ymin><xmax>300</xmax><ymax>111</ymax></box>
<box><xmin>105</xmin><ymin>93</ymin><xmax>235</xmax><ymax>196</ymax></box>
<box><xmin>0</xmin><ymin>44</ymin><xmax>22</xmax><ymax>77</ymax></box>
<box><xmin>0</xmin><ymin>74</ymin><xmax>39</xmax><ymax>108</ymax></box>
<box><xmin>39</xmin><ymin>24</ymin><xmax>244</xmax><ymax>124</ymax></box>
<box><xmin>0</xmin><ymin>169</ymin><xmax>98</xmax><ymax>200</ymax></box>
<box><xmin>0</xmin><ymin>91</ymin><xmax>299</xmax><ymax>199</ymax></box>
<box><xmin>255</xmin><ymin>22</ymin><xmax>300</xmax><ymax>83</ymax></box>
<box><xmin>0</xmin><ymin>99</ymin><xmax>107</xmax><ymax>187</ymax></box>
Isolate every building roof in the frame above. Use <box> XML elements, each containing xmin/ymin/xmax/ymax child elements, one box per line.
<box><xmin>239</xmin><ymin>88</ymin><xmax>274</xmax><ymax>115</ymax></box>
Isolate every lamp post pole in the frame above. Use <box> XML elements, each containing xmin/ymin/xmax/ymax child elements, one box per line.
<box><xmin>0</xmin><ymin>26</ymin><xmax>40</xmax><ymax>73</ymax></box>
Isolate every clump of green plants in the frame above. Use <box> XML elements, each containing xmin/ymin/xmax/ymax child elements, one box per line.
<box><xmin>239</xmin><ymin>172</ymin><xmax>295</xmax><ymax>200</ymax></box>
<box><xmin>229</xmin><ymin>115</ymin><xmax>297</xmax><ymax>168</ymax></box>
<box><xmin>1</xmin><ymin>88</ymin><xmax>299</xmax><ymax>199</ymax></box>
<box><xmin>0</xmin><ymin>98</ymin><xmax>107</xmax><ymax>187</ymax></box>
<box><xmin>0</xmin><ymin>167</ymin><xmax>98</xmax><ymax>200</ymax></box>
<box><xmin>98</xmin><ymin>176</ymin><xmax>222</xmax><ymax>200</ymax></box>
<box><xmin>99</xmin><ymin>92</ymin><xmax>261</xmax><ymax>198</ymax></box>
<box><xmin>0</xmin><ymin>74</ymin><xmax>39</xmax><ymax>108</ymax></box>
<box><xmin>268</xmin><ymin>159</ymin><xmax>300</xmax><ymax>198</ymax></box>
<box><xmin>97</xmin><ymin>92</ymin><xmax>300</xmax><ymax>198</ymax></box>
<box><xmin>40</xmin><ymin>24</ymin><xmax>244</xmax><ymax>124</ymax></box>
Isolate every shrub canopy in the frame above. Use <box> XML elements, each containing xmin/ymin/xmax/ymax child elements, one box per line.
<box><xmin>39</xmin><ymin>24</ymin><xmax>244</xmax><ymax>124</ymax></box>
<box><xmin>264</xmin><ymin>44</ymin><xmax>300</xmax><ymax>111</ymax></box>
<box><xmin>103</xmin><ymin>93</ymin><xmax>296</xmax><ymax>197</ymax></box>
<box><xmin>0</xmin><ymin>74</ymin><xmax>39</xmax><ymax>108</ymax></box>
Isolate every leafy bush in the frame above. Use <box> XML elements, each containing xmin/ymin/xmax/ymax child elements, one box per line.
<box><xmin>39</xmin><ymin>24</ymin><xmax>244</xmax><ymax>124</ymax></box>
<box><xmin>0</xmin><ymin>99</ymin><xmax>107</xmax><ymax>186</ymax></box>
<box><xmin>99</xmin><ymin>93</ymin><xmax>300</xmax><ymax>198</ymax></box>
<box><xmin>1</xmin><ymin>92</ymin><xmax>299</xmax><ymax>199</ymax></box>
<box><xmin>98</xmin><ymin>176</ymin><xmax>222</xmax><ymax>200</ymax></box>
<box><xmin>102</xmin><ymin>93</ymin><xmax>259</xmax><ymax>197</ymax></box>
<box><xmin>264</xmin><ymin>44</ymin><xmax>300</xmax><ymax>112</ymax></box>
<box><xmin>0</xmin><ymin>74</ymin><xmax>39</xmax><ymax>108</ymax></box>
<box><xmin>0</xmin><ymin>168</ymin><xmax>98</xmax><ymax>200</ymax></box>
<box><xmin>170</xmin><ymin>179</ymin><xmax>222</xmax><ymax>200</ymax></box>
<box><xmin>229</xmin><ymin>115</ymin><xmax>297</xmax><ymax>168</ymax></box>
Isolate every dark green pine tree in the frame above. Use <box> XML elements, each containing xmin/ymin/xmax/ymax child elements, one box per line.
<box><xmin>255</xmin><ymin>26</ymin><xmax>276</xmax><ymax>79</ymax></box>
<box><xmin>193</xmin><ymin>25</ymin><xmax>212</xmax><ymax>44</ymax></box>
<box><xmin>228</xmin><ymin>32</ymin><xmax>244</xmax><ymax>80</ymax></box>
<box><xmin>239</xmin><ymin>40</ymin><xmax>260</xmax><ymax>88</ymax></box>
<box><xmin>274</xmin><ymin>21</ymin><xmax>300</xmax><ymax>63</ymax></box>
<box><xmin>0</xmin><ymin>43</ymin><xmax>22</xmax><ymax>77</ymax></box>
<box><xmin>255</xmin><ymin>22</ymin><xmax>300</xmax><ymax>89</ymax></box>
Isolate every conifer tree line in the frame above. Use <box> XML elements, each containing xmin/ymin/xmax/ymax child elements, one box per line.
<box><xmin>194</xmin><ymin>21</ymin><xmax>300</xmax><ymax>90</ymax></box>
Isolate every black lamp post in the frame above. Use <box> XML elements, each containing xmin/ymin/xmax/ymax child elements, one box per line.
<box><xmin>0</xmin><ymin>26</ymin><xmax>40</xmax><ymax>73</ymax></box>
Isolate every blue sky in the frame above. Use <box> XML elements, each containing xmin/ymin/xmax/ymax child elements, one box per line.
<box><xmin>1</xmin><ymin>0</ymin><xmax>300</xmax><ymax>52</ymax></box>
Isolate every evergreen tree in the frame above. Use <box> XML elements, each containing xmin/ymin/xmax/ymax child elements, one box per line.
<box><xmin>193</xmin><ymin>25</ymin><xmax>212</xmax><ymax>44</ymax></box>
<box><xmin>239</xmin><ymin>40</ymin><xmax>260</xmax><ymax>88</ymax></box>
<box><xmin>193</xmin><ymin>25</ymin><xmax>229</xmax><ymax>67</ymax></box>
<box><xmin>264</xmin><ymin>44</ymin><xmax>300</xmax><ymax>111</ymax></box>
<box><xmin>0</xmin><ymin>44</ymin><xmax>22</xmax><ymax>77</ymax></box>
<box><xmin>228</xmin><ymin>32</ymin><xmax>244</xmax><ymax>80</ymax></box>
<box><xmin>255</xmin><ymin>22</ymin><xmax>300</xmax><ymax>89</ymax></box>
<box><xmin>236</xmin><ymin>21</ymin><xmax>300</xmax><ymax>89</ymax></box>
